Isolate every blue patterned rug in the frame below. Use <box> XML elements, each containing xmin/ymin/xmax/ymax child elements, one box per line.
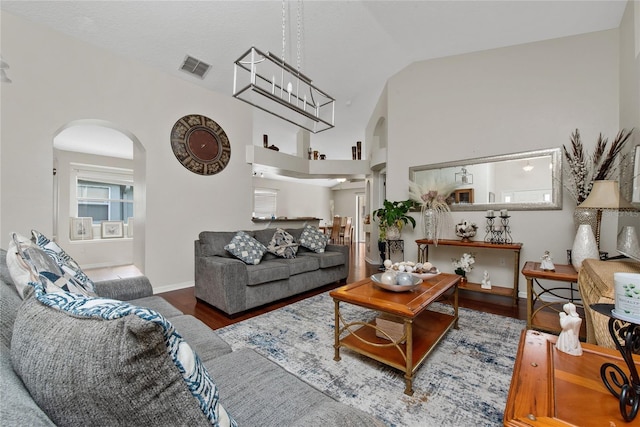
<box><xmin>216</xmin><ymin>291</ymin><xmax>526</xmax><ymax>426</ymax></box>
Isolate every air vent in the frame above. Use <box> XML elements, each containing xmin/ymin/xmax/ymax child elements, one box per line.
<box><xmin>180</xmin><ymin>55</ymin><xmax>211</xmax><ymax>79</ymax></box>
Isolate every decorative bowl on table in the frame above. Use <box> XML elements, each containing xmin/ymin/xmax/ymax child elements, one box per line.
<box><xmin>371</xmin><ymin>273</ymin><xmax>422</xmax><ymax>292</ymax></box>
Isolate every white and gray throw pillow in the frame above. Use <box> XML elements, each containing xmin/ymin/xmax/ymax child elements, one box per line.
<box><xmin>224</xmin><ymin>231</ymin><xmax>267</xmax><ymax>265</ymax></box>
<box><xmin>298</xmin><ymin>225</ymin><xmax>329</xmax><ymax>253</ymax></box>
<box><xmin>11</xmin><ymin>278</ymin><xmax>237</xmax><ymax>427</ymax></box>
<box><xmin>267</xmin><ymin>228</ymin><xmax>298</xmax><ymax>259</ymax></box>
<box><xmin>31</xmin><ymin>229</ymin><xmax>97</xmax><ymax>295</ymax></box>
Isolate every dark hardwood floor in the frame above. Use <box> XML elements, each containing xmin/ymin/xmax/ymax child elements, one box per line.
<box><xmin>158</xmin><ymin>242</ymin><xmax>529</xmax><ymax>331</ymax></box>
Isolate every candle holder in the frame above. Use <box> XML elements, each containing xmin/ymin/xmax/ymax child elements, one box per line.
<box><xmin>484</xmin><ymin>216</ymin><xmax>513</xmax><ymax>244</ymax></box>
<box><xmin>591</xmin><ymin>304</ymin><xmax>640</xmax><ymax>422</ymax></box>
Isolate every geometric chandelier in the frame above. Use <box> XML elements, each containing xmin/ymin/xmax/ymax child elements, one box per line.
<box><xmin>232</xmin><ymin>46</ymin><xmax>335</xmax><ymax>133</ymax></box>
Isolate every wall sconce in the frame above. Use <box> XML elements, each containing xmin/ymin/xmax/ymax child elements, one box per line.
<box><xmin>455</xmin><ymin>167</ymin><xmax>473</xmax><ymax>184</ymax></box>
<box><xmin>523</xmin><ymin>161</ymin><xmax>534</xmax><ymax>172</ymax></box>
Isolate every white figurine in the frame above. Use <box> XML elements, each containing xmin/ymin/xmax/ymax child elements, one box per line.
<box><xmin>481</xmin><ymin>270</ymin><xmax>491</xmax><ymax>289</ymax></box>
<box><xmin>541</xmin><ymin>251</ymin><xmax>555</xmax><ymax>271</ymax></box>
<box><xmin>556</xmin><ymin>302</ymin><xmax>583</xmax><ymax>356</ymax></box>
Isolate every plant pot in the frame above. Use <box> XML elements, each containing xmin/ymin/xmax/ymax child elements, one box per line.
<box><xmin>386</xmin><ymin>225</ymin><xmax>401</xmax><ymax>240</ymax></box>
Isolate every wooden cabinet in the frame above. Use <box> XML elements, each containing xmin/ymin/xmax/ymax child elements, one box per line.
<box><xmin>416</xmin><ymin>238</ymin><xmax>522</xmax><ymax>305</ymax></box>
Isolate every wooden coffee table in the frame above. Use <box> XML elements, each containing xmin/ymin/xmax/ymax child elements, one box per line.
<box><xmin>504</xmin><ymin>329</ymin><xmax>640</xmax><ymax>426</ymax></box>
<box><xmin>330</xmin><ymin>273</ymin><xmax>459</xmax><ymax>395</ymax></box>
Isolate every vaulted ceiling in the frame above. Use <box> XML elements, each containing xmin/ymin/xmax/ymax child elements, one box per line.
<box><xmin>1</xmin><ymin>1</ymin><xmax>629</xmax><ymax>159</ymax></box>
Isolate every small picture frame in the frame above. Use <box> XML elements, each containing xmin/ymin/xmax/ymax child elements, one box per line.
<box><xmin>70</xmin><ymin>217</ymin><xmax>93</xmax><ymax>240</ymax></box>
<box><xmin>101</xmin><ymin>221</ymin><xmax>124</xmax><ymax>239</ymax></box>
<box><xmin>127</xmin><ymin>218</ymin><xmax>134</xmax><ymax>238</ymax></box>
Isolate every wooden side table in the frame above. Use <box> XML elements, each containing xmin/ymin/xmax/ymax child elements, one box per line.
<box><xmin>521</xmin><ymin>261</ymin><xmax>579</xmax><ymax>335</ymax></box>
<box><xmin>504</xmin><ymin>329</ymin><xmax>640</xmax><ymax>426</ymax></box>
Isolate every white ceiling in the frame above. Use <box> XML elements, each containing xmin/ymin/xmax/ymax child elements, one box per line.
<box><xmin>1</xmin><ymin>0</ymin><xmax>628</xmax><ymax>163</ymax></box>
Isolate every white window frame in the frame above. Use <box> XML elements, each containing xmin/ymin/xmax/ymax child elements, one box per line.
<box><xmin>253</xmin><ymin>188</ymin><xmax>278</xmax><ymax>219</ymax></box>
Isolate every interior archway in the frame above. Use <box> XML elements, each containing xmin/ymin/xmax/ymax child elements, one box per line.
<box><xmin>52</xmin><ymin>119</ymin><xmax>146</xmax><ymax>272</ymax></box>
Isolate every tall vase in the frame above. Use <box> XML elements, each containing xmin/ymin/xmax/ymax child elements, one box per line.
<box><xmin>571</xmin><ymin>224</ymin><xmax>599</xmax><ymax>271</ymax></box>
<box><xmin>423</xmin><ymin>208</ymin><xmax>436</xmax><ymax>240</ymax></box>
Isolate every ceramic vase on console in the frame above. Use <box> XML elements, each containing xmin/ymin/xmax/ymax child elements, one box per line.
<box><xmin>571</xmin><ymin>224</ymin><xmax>599</xmax><ymax>271</ymax></box>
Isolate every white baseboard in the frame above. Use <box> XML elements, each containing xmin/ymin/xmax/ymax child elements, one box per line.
<box><xmin>153</xmin><ymin>281</ymin><xmax>194</xmax><ymax>294</ymax></box>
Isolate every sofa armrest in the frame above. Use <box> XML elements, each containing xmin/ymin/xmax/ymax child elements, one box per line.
<box><xmin>93</xmin><ymin>276</ymin><xmax>154</xmax><ymax>301</ymax></box>
<box><xmin>195</xmin><ymin>255</ymin><xmax>248</xmax><ymax>315</ymax></box>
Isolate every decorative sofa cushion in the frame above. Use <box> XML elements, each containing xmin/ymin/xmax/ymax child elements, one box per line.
<box><xmin>266</xmin><ymin>228</ymin><xmax>298</xmax><ymax>259</ymax></box>
<box><xmin>31</xmin><ymin>230</ymin><xmax>97</xmax><ymax>295</ymax></box>
<box><xmin>298</xmin><ymin>225</ymin><xmax>328</xmax><ymax>253</ymax></box>
<box><xmin>6</xmin><ymin>233</ymin><xmax>96</xmax><ymax>299</ymax></box>
<box><xmin>11</xmin><ymin>279</ymin><xmax>236</xmax><ymax>427</ymax></box>
<box><xmin>224</xmin><ymin>231</ymin><xmax>267</xmax><ymax>265</ymax></box>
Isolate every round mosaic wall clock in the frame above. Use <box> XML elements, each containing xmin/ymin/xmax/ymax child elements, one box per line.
<box><xmin>170</xmin><ymin>114</ymin><xmax>231</xmax><ymax>175</ymax></box>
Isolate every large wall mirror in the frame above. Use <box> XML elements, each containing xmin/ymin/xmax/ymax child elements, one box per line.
<box><xmin>409</xmin><ymin>148</ymin><xmax>562</xmax><ymax>211</ymax></box>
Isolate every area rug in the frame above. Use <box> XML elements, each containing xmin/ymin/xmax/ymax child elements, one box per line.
<box><xmin>216</xmin><ymin>292</ymin><xmax>526</xmax><ymax>426</ymax></box>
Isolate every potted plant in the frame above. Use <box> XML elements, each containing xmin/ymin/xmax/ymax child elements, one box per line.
<box><xmin>372</xmin><ymin>199</ymin><xmax>417</xmax><ymax>241</ymax></box>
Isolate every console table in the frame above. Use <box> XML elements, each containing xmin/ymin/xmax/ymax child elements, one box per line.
<box><xmin>504</xmin><ymin>329</ymin><xmax>640</xmax><ymax>426</ymax></box>
<box><xmin>416</xmin><ymin>239</ymin><xmax>522</xmax><ymax>305</ymax></box>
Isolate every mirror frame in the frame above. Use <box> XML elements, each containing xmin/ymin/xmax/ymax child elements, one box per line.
<box><xmin>632</xmin><ymin>144</ymin><xmax>640</xmax><ymax>206</ymax></box>
<box><xmin>409</xmin><ymin>147</ymin><xmax>563</xmax><ymax>212</ymax></box>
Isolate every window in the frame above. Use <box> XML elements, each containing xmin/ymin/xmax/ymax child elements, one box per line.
<box><xmin>253</xmin><ymin>188</ymin><xmax>277</xmax><ymax>219</ymax></box>
<box><xmin>72</xmin><ymin>164</ymin><xmax>133</xmax><ymax>224</ymax></box>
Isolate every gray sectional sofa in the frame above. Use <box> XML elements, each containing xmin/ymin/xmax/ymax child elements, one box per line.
<box><xmin>0</xmin><ymin>249</ymin><xmax>380</xmax><ymax>426</ymax></box>
<box><xmin>195</xmin><ymin>227</ymin><xmax>349</xmax><ymax>315</ymax></box>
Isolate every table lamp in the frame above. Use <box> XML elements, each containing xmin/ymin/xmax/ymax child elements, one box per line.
<box><xmin>617</xmin><ymin>226</ymin><xmax>640</xmax><ymax>262</ymax></box>
<box><xmin>575</xmin><ymin>180</ymin><xmax>637</xmax><ymax>248</ymax></box>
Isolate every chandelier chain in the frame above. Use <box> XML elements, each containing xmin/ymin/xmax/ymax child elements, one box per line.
<box><xmin>281</xmin><ymin>0</ymin><xmax>286</xmax><ymax>62</ymax></box>
<box><xmin>296</xmin><ymin>0</ymin><xmax>302</xmax><ymax>73</ymax></box>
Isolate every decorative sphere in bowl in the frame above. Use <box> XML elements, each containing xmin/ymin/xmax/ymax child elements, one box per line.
<box><xmin>381</xmin><ymin>270</ymin><xmax>397</xmax><ymax>285</ymax></box>
<box><xmin>396</xmin><ymin>272</ymin><xmax>414</xmax><ymax>286</ymax></box>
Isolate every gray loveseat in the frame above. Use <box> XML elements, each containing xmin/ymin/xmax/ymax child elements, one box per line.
<box><xmin>0</xmin><ymin>249</ymin><xmax>379</xmax><ymax>426</ymax></box>
<box><xmin>195</xmin><ymin>228</ymin><xmax>349</xmax><ymax>315</ymax></box>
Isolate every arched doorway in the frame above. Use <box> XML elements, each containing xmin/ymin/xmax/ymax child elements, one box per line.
<box><xmin>53</xmin><ymin>119</ymin><xmax>146</xmax><ymax>272</ymax></box>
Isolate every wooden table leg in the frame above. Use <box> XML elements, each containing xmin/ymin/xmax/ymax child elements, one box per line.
<box><xmin>404</xmin><ymin>319</ymin><xmax>414</xmax><ymax>396</ymax></box>
<box><xmin>526</xmin><ymin>277</ymin><xmax>533</xmax><ymax>330</ymax></box>
<box><xmin>333</xmin><ymin>299</ymin><xmax>341</xmax><ymax>361</ymax></box>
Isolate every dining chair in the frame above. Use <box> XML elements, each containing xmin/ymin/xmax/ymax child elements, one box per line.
<box><xmin>330</xmin><ymin>216</ymin><xmax>342</xmax><ymax>243</ymax></box>
<box><xmin>340</xmin><ymin>217</ymin><xmax>353</xmax><ymax>244</ymax></box>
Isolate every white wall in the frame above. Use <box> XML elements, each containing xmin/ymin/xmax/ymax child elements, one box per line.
<box><xmin>1</xmin><ymin>12</ymin><xmax>254</xmax><ymax>292</ymax></box>
<box><xmin>374</xmin><ymin>29</ymin><xmax>622</xmax><ymax>293</ymax></box>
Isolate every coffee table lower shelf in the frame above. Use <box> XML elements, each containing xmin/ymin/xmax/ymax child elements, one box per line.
<box><xmin>334</xmin><ymin>308</ymin><xmax>457</xmax><ymax>395</ymax></box>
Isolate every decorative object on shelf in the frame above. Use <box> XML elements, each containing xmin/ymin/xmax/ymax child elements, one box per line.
<box><xmin>231</xmin><ymin>1</ymin><xmax>334</xmax><ymax>133</ymax></box>
<box><xmin>170</xmin><ymin>114</ymin><xmax>231</xmax><ymax>176</ymax></box>
<box><xmin>575</xmin><ymin>180</ymin><xmax>637</xmax><ymax>249</ymax></box>
<box><xmin>484</xmin><ymin>213</ymin><xmax>513</xmax><ymax>244</ymax></box>
<box><xmin>101</xmin><ymin>221</ymin><xmax>124</xmax><ymax>239</ymax></box>
<box><xmin>356</xmin><ymin>141</ymin><xmax>362</xmax><ymax>160</ymax></box>
<box><xmin>481</xmin><ymin>270</ymin><xmax>491</xmax><ymax>290</ymax></box>
<box><xmin>617</xmin><ymin>226</ymin><xmax>640</xmax><ymax>261</ymax></box>
<box><xmin>69</xmin><ymin>217</ymin><xmax>93</xmax><ymax>241</ymax></box>
<box><xmin>372</xmin><ymin>199</ymin><xmax>417</xmax><ymax>242</ymax></box>
<box><xmin>267</xmin><ymin>144</ymin><xmax>280</xmax><ymax>151</ymax></box>
<box><xmin>455</xmin><ymin>220</ymin><xmax>477</xmax><ymax>242</ymax></box>
<box><xmin>556</xmin><ymin>302</ymin><xmax>583</xmax><ymax>356</ymax></box>
<box><xmin>319</xmin><ymin>154</ymin><xmax>326</xmax><ymax>160</ymax></box>
<box><xmin>540</xmin><ymin>250</ymin><xmax>555</xmax><ymax>271</ymax></box>
<box><xmin>409</xmin><ymin>179</ymin><xmax>456</xmax><ymax>244</ymax></box>
<box><xmin>263</xmin><ymin>134</ymin><xmax>269</xmax><ymax>148</ymax></box>
<box><xmin>308</xmin><ymin>147</ymin><xmax>312</xmax><ymax>159</ymax></box>
<box><xmin>454</xmin><ymin>167</ymin><xmax>473</xmax><ymax>184</ymax></box>
<box><xmin>571</xmin><ymin>224</ymin><xmax>599</xmax><ymax>271</ymax></box>
<box><xmin>351</xmin><ymin>146</ymin><xmax>357</xmax><ymax>160</ymax></box>
<box><xmin>452</xmin><ymin>252</ymin><xmax>475</xmax><ymax>282</ymax></box>
<box><xmin>313</xmin><ymin>150</ymin><xmax>319</xmax><ymax>160</ymax></box>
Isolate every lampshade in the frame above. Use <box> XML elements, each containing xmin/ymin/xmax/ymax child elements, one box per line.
<box><xmin>617</xmin><ymin>226</ymin><xmax>640</xmax><ymax>262</ymax></box>
<box><xmin>577</xmin><ymin>180</ymin><xmax>636</xmax><ymax>211</ymax></box>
